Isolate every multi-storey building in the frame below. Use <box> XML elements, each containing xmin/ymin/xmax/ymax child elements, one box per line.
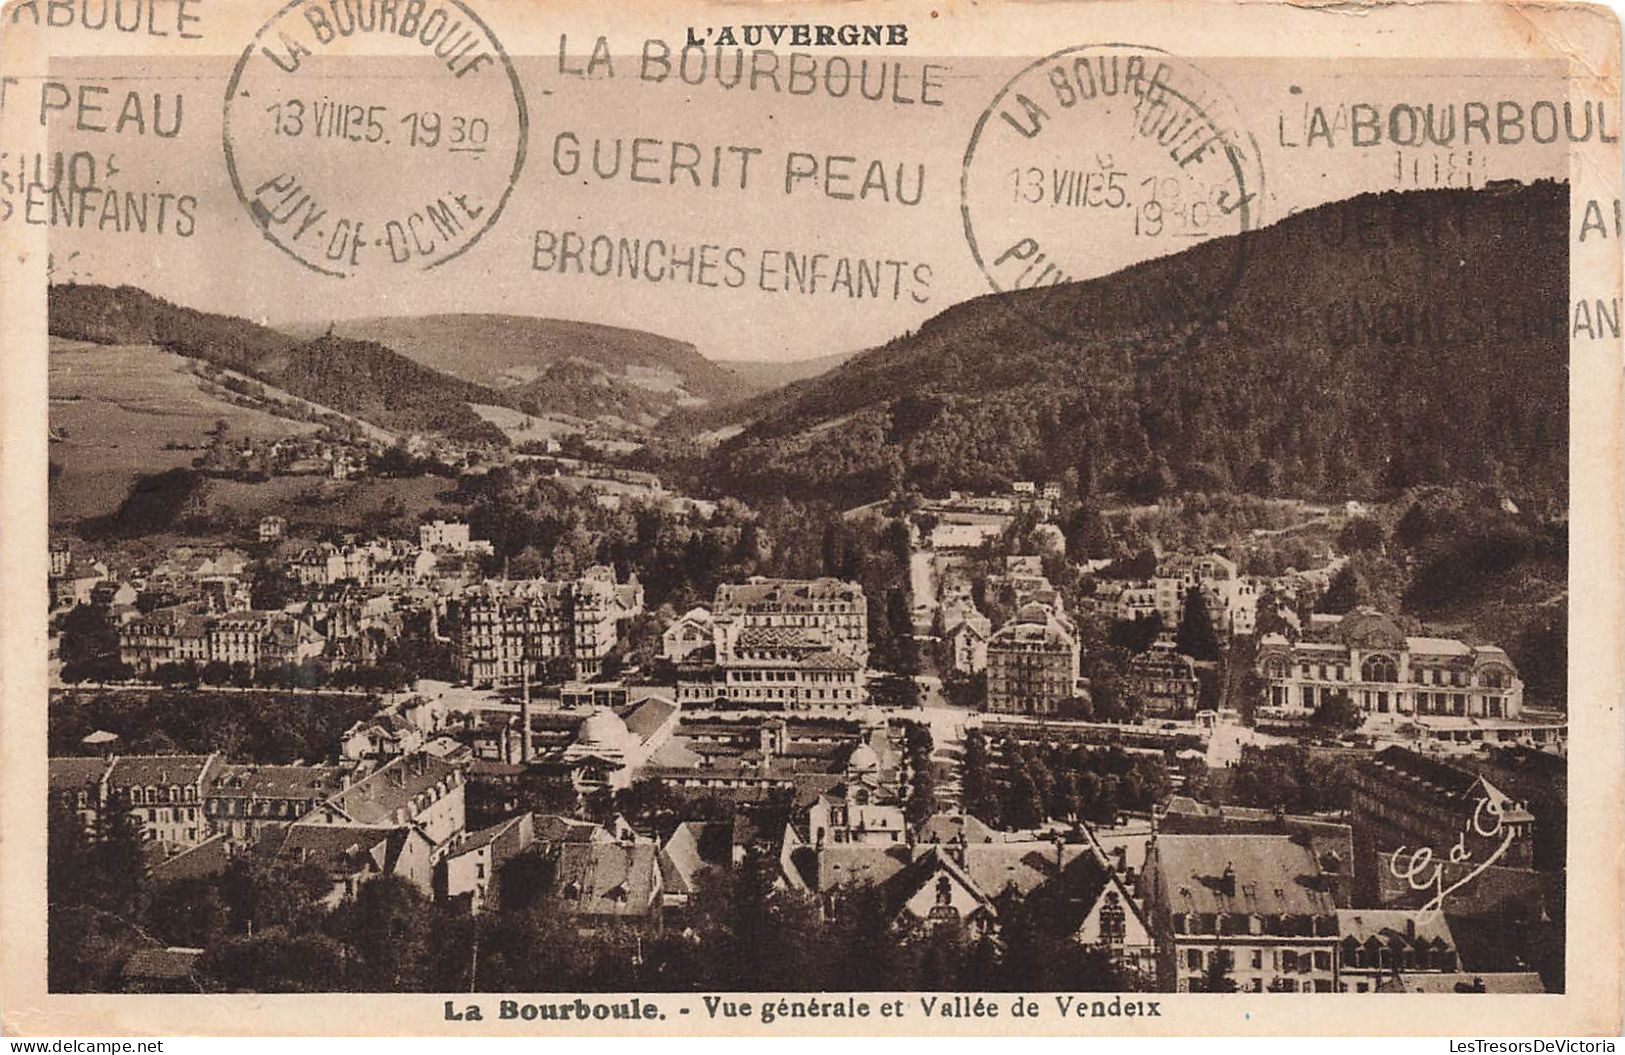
<box><xmin>119</xmin><ymin>607</ymin><xmax>210</xmax><ymax>672</ymax></box>
<box><xmin>120</xmin><ymin>608</ymin><xmax>323</xmax><ymax>672</ymax></box>
<box><xmin>1128</xmin><ymin>645</ymin><xmax>1201</xmax><ymax>717</ymax></box>
<box><xmin>806</xmin><ymin>776</ymin><xmax>907</xmax><ymax>846</ymax></box>
<box><xmin>292</xmin><ymin>542</ymin><xmax>407</xmax><ymax>587</ymax></box>
<box><xmin>105</xmin><ymin>754</ymin><xmax>221</xmax><ymax>848</ymax></box>
<box><xmin>675</xmin><ymin>625</ymin><xmax>863</xmax><ymax>709</ymax></box>
<box><xmin>946</xmin><ymin>615</ymin><xmax>991</xmax><ymax>675</ymax></box>
<box><xmin>204</xmin><ymin>763</ymin><xmax>352</xmax><ymax>843</ymax></box>
<box><xmin>420</xmin><ymin>520</ymin><xmax>472</xmax><ymax>551</ymax></box>
<box><xmin>712</xmin><ymin>578</ymin><xmax>868</xmax><ymax>668</ymax></box>
<box><xmin>204</xmin><ymin>611</ymin><xmax>324</xmax><ymax>670</ymax></box>
<box><xmin>455</xmin><ymin>566</ymin><xmax>643</xmax><ymax>686</ymax></box>
<box><xmin>50</xmin><ymin>756</ymin><xmax>113</xmax><ymax>833</ymax></box>
<box><xmin>1350</xmin><ymin>747</ymin><xmax>1536</xmax><ymax>877</ymax></box>
<box><xmin>985</xmin><ymin>603</ymin><xmax>1082</xmax><ymax>715</ymax></box>
<box><xmin>661</xmin><ymin>606</ymin><xmax>714</xmax><ymax>662</ymax></box>
<box><xmin>1335</xmin><ymin>910</ymin><xmax>1460</xmax><ymax>992</ymax></box>
<box><xmin>297</xmin><ymin>752</ymin><xmax>468</xmax><ymax>854</ymax></box>
<box><xmin>1141</xmin><ymin>833</ymin><xmax>1345</xmax><ymax>992</ymax></box>
<box><xmin>1255</xmin><ymin>607</ymin><xmax>1525</xmax><ymax>723</ymax></box>
<box><xmin>419</xmin><ymin>520</ymin><xmax>492</xmax><ymax>554</ymax></box>
<box><xmin>1153</xmin><ymin>553</ymin><xmax>1258</xmax><ymax>637</ymax></box>
<box><xmin>672</xmin><ymin>578</ymin><xmax>869</xmax><ymax>710</ymax></box>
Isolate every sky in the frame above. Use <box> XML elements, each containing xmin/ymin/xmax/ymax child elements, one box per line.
<box><xmin>26</xmin><ymin>47</ymin><xmax>1568</xmax><ymax>363</ymax></box>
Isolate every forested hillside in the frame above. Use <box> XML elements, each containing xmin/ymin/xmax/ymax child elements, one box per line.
<box><xmin>699</xmin><ymin>181</ymin><xmax>1568</xmax><ymax>510</ymax></box>
<box><xmin>48</xmin><ymin>285</ymin><xmax>510</xmax><ymax>445</ymax></box>
<box><xmin>320</xmin><ymin>314</ymin><xmax>760</xmax><ymax>426</ymax></box>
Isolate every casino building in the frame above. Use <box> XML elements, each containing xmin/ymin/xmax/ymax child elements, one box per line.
<box><xmin>1254</xmin><ymin>608</ymin><xmax>1524</xmax><ymax>724</ymax></box>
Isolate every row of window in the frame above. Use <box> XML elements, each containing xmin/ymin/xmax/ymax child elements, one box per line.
<box><xmin>1183</xmin><ymin>947</ymin><xmax>1333</xmax><ymax>973</ymax></box>
<box><xmin>727</xmin><ymin>688</ymin><xmax>859</xmax><ymax>701</ymax></box>
<box><xmin>725</xmin><ymin>670</ymin><xmax>856</xmax><ymax>684</ymax></box>
<box><xmin>125</xmin><ymin>785</ymin><xmax>199</xmax><ymax>804</ymax></box>
<box><xmin>1275</xmin><ymin>658</ymin><xmax>1511</xmax><ymax>688</ymax></box>
<box><xmin>143</xmin><ymin>806</ymin><xmax>199</xmax><ymax>823</ymax></box>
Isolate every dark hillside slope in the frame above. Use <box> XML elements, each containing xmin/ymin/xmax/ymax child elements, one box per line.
<box><xmin>702</xmin><ymin>181</ymin><xmax>1568</xmax><ymax>508</ymax></box>
<box><xmin>48</xmin><ymin>285</ymin><xmax>509</xmax><ymax>445</ymax></box>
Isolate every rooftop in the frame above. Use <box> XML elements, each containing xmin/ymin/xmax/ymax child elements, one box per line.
<box><xmin>1152</xmin><ymin>834</ymin><xmax>1340</xmax><ymax>916</ymax></box>
<box><xmin>716</xmin><ymin>578</ymin><xmax>864</xmax><ymax>607</ymax></box>
<box><xmin>107</xmin><ymin>755</ymin><xmax>217</xmax><ymax>790</ymax></box>
<box><xmin>1336</xmin><ymin>909</ymin><xmax>1456</xmax><ymax>949</ymax></box>
<box><xmin>551</xmin><ymin>841</ymin><xmax>660</xmax><ymax>916</ymax></box>
<box><xmin>266</xmin><ymin>823</ymin><xmax>406</xmax><ymax>877</ymax></box>
<box><xmin>322</xmin><ymin>753</ymin><xmax>460</xmax><ymax>825</ymax></box>
<box><xmin>208</xmin><ymin>764</ymin><xmax>348</xmax><ymax>799</ymax></box>
<box><xmin>49</xmin><ymin>756</ymin><xmax>113</xmax><ymax>792</ymax></box>
<box><xmin>661</xmin><ymin>820</ymin><xmax>735</xmax><ymax>895</ymax></box>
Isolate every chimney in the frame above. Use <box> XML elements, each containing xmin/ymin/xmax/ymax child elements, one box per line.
<box><xmin>520</xmin><ymin>629</ymin><xmax>534</xmax><ymax>764</ymax></box>
<box><xmin>1405</xmin><ymin>916</ymin><xmax>1416</xmax><ymax>941</ymax></box>
<box><xmin>1219</xmin><ymin>862</ymin><xmax>1236</xmax><ymax>896</ymax></box>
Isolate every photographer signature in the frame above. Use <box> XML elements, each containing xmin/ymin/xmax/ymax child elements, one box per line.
<box><xmin>1387</xmin><ymin>794</ymin><xmax>1519</xmax><ymax>919</ymax></box>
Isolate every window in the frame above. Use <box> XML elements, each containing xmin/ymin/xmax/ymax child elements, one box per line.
<box><xmin>1099</xmin><ymin>893</ymin><xmax>1127</xmax><ymax>944</ymax></box>
<box><xmin>1362</xmin><ymin>655</ymin><xmax>1398</xmax><ymax>683</ymax></box>
<box><xmin>1186</xmin><ymin>949</ymin><xmax>1203</xmax><ymax>970</ymax></box>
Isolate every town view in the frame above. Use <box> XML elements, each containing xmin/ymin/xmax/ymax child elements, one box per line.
<box><xmin>46</xmin><ymin>182</ymin><xmax>1569</xmax><ymax>996</ymax></box>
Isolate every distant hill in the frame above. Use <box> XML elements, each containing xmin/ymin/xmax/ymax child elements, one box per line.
<box><xmin>696</xmin><ymin>181</ymin><xmax>1569</xmax><ymax>509</ymax></box>
<box><xmin>311</xmin><ymin>314</ymin><xmax>763</xmax><ymax>427</ymax></box>
<box><xmin>49</xmin><ymin>285</ymin><xmax>510</xmax><ymax>446</ymax></box>
<box><xmin>719</xmin><ymin>351</ymin><xmax>855</xmax><ymax>390</ymax></box>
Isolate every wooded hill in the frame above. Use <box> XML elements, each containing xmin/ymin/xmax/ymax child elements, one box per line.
<box><xmin>49</xmin><ymin>284</ymin><xmax>511</xmax><ymax>445</ymax></box>
<box><xmin>314</xmin><ymin>314</ymin><xmax>764</xmax><ymax>427</ymax></box>
<box><xmin>695</xmin><ymin>181</ymin><xmax>1569</xmax><ymax>510</ymax></box>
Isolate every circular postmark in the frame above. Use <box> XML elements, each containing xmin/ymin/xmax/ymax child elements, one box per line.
<box><xmin>223</xmin><ymin>0</ymin><xmax>528</xmax><ymax>277</ymax></box>
<box><xmin>961</xmin><ymin>44</ymin><xmax>1264</xmax><ymax>341</ymax></box>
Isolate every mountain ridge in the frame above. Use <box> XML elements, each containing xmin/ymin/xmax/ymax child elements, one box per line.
<box><xmin>692</xmin><ymin>180</ymin><xmax>1569</xmax><ymax>510</ymax></box>
<box><xmin>307</xmin><ymin>313</ymin><xmax>765</xmax><ymax>428</ymax></box>
<box><xmin>47</xmin><ymin>284</ymin><xmax>512</xmax><ymax>446</ymax></box>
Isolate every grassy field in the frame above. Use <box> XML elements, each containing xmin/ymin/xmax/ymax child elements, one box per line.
<box><xmin>203</xmin><ymin>475</ymin><xmax>465</xmax><ymax>537</ymax></box>
<box><xmin>49</xmin><ymin>340</ymin><xmax>318</xmax><ymax>525</ymax></box>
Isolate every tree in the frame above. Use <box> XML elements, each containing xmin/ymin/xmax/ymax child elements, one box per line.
<box><xmin>248</xmin><ymin>558</ymin><xmax>297</xmax><ymax>611</ymax></box>
<box><xmin>869</xmin><ymin>672</ymin><xmax>920</xmax><ymax>710</ymax></box>
<box><xmin>1312</xmin><ymin>690</ymin><xmax>1364</xmax><ymax>733</ymax></box>
<box><xmin>59</xmin><ymin>603</ymin><xmax>120</xmax><ymax>672</ymax></box>
<box><xmin>147</xmin><ymin>878</ymin><xmax>231</xmax><ymax>950</ymax></box>
<box><xmin>1202</xmin><ymin>948</ymin><xmax>1238</xmax><ymax>992</ymax></box>
<box><xmin>1108</xmin><ymin>614</ymin><xmax>1162</xmax><ymax>656</ymax></box>
<box><xmin>1338</xmin><ymin>517</ymin><xmax>1385</xmax><ymax>554</ymax></box>
<box><xmin>218</xmin><ymin>855</ymin><xmax>326</xmax><ymax>936</ymax></box>
<box><xmin>328</xmin><ymin>876</ymin><xmax>435</xmax><ymax>990</ymax></box>
<box><xmin>1003</xmin><ymin>769</ymin><xmax>1047</xmax><ymax>831</ymax></box>
<box><xmin>941</xmin><ymin>670</ymin><xmax>985</xmax><ymax>710</ymax></box>
<box><xmin>1316</xmin><ymin>563</ymin><xmax>1368</xmax><ymax>614</ymax></box>
<box><xmin>1175</xmin><ymin>587</ymin><xmax>1220</xmax><ymax>662</ymax></box>
<box><xmin>1253</xmin><ymin>588</ymin><xmax>1298</xmax><ymax>640</ymax></box>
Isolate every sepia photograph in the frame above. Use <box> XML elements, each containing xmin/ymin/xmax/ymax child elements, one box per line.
<box><xmin>1</xmin><ymin>0</ymin><xmax>1620</xmax><ymax>1039</ymax></box>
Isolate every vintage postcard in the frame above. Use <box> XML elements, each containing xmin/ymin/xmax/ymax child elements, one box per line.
<box><xmin>0</xmin><ymin>0</ymin><xmax>1620</xmax><ymax>1038</ymax></box>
